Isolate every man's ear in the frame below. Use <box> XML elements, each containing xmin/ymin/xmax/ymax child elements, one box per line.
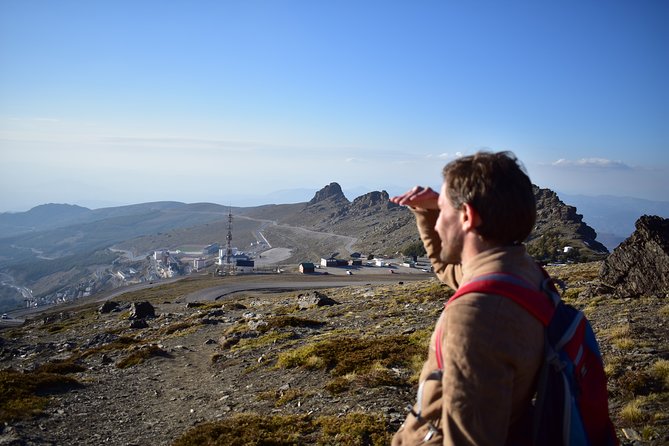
<box><xmin>460</xmin><ymin>203</ymin><xmax>482</xmax><ymax>232</ymax></box>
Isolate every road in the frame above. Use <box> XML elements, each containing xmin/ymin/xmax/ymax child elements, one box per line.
<box><xmin>182</xmin><ymin>274</ymin><xmax>425</xmax><ymax>302</ymax></box>
<box><xmin>0</xmin><ymin>316</ymin><xmax>23</xmax><ymax>328</ymax></box>
<box><xmin>2</xmin><ymin>270</ymin><xmax>430</xmax><ymax>326</ymax></box>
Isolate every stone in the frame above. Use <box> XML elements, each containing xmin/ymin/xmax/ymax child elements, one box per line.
<box><xmin>130</xmin><ymin>319</ymin><xmax>149</xmax><ymax>329</ymax></box>
<box><xmin>248</xmin><ymin>319</ymin><xmax>268</xmax><ymax>331</ymax></box>
<box><xmin>297</xmin><ymin>291</ymin><xmax>339</xmax><ymax>309</ymax></box>
<box><xmin>599</xmin><ymin>215</ymin><xmax>669</xmax><ymax>298</ymax></box>
<box><xmin>129</xmin><ymin>301</ymin><xmax>156</xmax><ymax>319</ymax></box>
<box><xmin>99</xmin><ymin>301</ymin><xmax>120</xmax><ymax>314</ymax></box>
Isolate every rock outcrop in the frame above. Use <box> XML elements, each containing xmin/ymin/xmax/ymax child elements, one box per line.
<box><xmin>599</xmin><ymin>215</ymin><xmax>669</xmax><ymax>298</ymax></box>
<box><xmin>530</xmin><ymin>187</ymin><xmax>609</xmax><ymax>260</ymax></box>
<box><xmin>351</xmin><ymin>191</ymin><xmax>397</xmax><ymax>211</ymax></box>
<box><xmin>297</xmin><ymin>291</ymin><xmax>339</xmax><ymax>309</ymax></box>
<box><xmin>308</xmin><ymin>182</ymin><xmax>349</xmax><ymax>205</ymax></box>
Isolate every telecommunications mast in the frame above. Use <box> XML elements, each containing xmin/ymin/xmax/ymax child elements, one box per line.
<box><xmin>224</xmin><ymin>207</ymin><xmax>233</xmax><ymax>274</ymax></box>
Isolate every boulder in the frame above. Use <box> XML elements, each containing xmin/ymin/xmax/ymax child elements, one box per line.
<box><xmin>129</xmin><ymin>301</ymin><xmax>156</xmax><ymax>319</ymax></box>
<box><xmin>99</xmin><ymin>301</ymin><xmax>120</xmax><ymax>314</ymax></box>
<box><xmin>599</xmin><ymin>215</ymin><xmax>669</xmax><ymax>298</ymax></box>
<box><xmin>297</xmin><ymin>291</ymin><xmax>339</xmax><ymax>309</ymax></box>
<box><xmin>130</xmin><ymin>319</ymin><xmax>149</xmax><ymax>329</ymax></box>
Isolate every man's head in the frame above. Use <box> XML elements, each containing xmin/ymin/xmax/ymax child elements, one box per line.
<box><xmin>438</xmin><ymin>151</ymin><xmax>536</xmax><ymax>254</ymax></box>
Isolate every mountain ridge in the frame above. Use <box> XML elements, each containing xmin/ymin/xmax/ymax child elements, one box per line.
<box><xmin>0</xmin><ymin>182</ymin><xmax>614</xmax><ymax>311</ymax></box>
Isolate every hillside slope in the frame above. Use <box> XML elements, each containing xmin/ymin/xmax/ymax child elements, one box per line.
<box><xmin>0</xmin><ymin>264</ymin><xmax>667</xmax><ymax>445</ymax></box>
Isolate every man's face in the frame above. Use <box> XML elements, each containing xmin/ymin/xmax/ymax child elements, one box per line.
<box><xmin>436</xmin><ymin>182</ymin><xmax>465</xmax><ymax>265</ymax></box>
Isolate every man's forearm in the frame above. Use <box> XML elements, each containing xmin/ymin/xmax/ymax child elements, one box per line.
<box><xmin>412</xmin><ymin>208</ymin><xmax>461</xmax><ymax>289</ymax></box>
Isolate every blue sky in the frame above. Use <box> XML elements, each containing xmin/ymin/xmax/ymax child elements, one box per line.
<box><xmin>1</xmin><ymin>0</ymin><xmax>667</xmax><ymax>212</ymax></box>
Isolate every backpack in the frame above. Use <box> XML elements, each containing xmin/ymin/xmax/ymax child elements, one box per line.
<box><xmin>437</xmin><ymin>271</ymin><xmax>619</xmax><ymax>446</ymax></box>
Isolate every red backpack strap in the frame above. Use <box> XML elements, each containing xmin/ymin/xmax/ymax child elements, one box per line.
<box><xmin>447</xmin><ymin>272</ymin><xmax>556</xmax><ymax>326</ymax></box>
<box><xmin>434</xmin><ymin>272</ymin><xmax>557</xmax><ymax>370</ymax></box>
<box><xmin>434</xmin><ymin>324</ymin><xmax>444</xmax><ymax>370</ymax></box>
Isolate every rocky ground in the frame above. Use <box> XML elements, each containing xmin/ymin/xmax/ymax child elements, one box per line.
<box><xmin>1</xmin><ymin>262</ymin><xmax>668</xmax><ymax>445</ymax></box>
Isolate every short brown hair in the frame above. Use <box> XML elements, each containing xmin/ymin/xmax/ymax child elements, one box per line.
<box><xmin>442</xmin><ymin>151</ymin><xmax>536</xmax><ymax>245</ymax></box>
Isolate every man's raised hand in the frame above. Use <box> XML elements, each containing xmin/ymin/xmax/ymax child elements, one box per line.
<box><xmin>389</xmin><ymin>186</ymin><xmax>439</xmax><ymax>210</ymax></box>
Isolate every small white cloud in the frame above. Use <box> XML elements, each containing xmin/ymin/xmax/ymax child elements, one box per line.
<box><xmin>552</xmin><ymin>157</ymin><xmax>631</xmax><ymax>170</ymax></box>
<box><xmin>426</xmin><ymin>152</ymin><xmax>462</xmax><ymax>160</ymax></box>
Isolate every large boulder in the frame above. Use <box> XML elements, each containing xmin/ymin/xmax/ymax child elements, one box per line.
<box><xmin>129</xmin><ymin>301</ymin><xmax>156</xmax><ymax>319</ymax></box>
<box><xmin>599</xmin><ymin>215</ymin><xmax>669</xmax><ymax>298</ymax></box>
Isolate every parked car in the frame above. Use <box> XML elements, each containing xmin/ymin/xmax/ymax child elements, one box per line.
<box><xmin>1</xmin><ymin>314</ymin><xmax>10</xmax><ymax>319</ymax></box>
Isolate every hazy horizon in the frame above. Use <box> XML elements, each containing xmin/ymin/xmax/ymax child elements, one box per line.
<box><xmin>3</xmin><ymin>183</ymin><xmax>668</xmax><ymax>215</ymax></box>
<box><xmin>2</xmin><ymin>1</ymin><xmax>667</xmax><ymax>213</ymax></box>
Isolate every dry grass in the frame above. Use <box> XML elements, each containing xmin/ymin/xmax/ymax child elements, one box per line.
<box><xmin>545</xmin><ymin>261</ymin><xmax>602</xmax><ymax>283</ymax></box>
<box><xmin>172</xmin><ymin>412</ymin><xmax>392</xmax><ymax>446</ymax></box>
<box><xmin>116</xmin><ymin>344</ymin><xmax>172</xmax><ymax>369</ymax></box>
<box><xmin>0</xmin><ymin>369</ymin><xmax>82</xmax><ymax>423</ymax></box>
<box><xmin>619</xmin><ymin>397</ymin><xmax>647</xmax><ymax>425</ymax></box>
<box><xmin>276</xmin><ymin>333</ymin><xmax>425</xmax><ymax>393</ymax></box>
<box><xmin>602</xmin><ymin>323</ymin><xmax>637</xmax><ymax>351</ymax></box>
<box><xmin>650</xmin><ymin>359</ymin><xmax>669</xmax><ymax>390</ymax></box>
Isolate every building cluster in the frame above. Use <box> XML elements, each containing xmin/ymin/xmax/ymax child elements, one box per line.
<box><xmin>153</xmin><ymin>250</ymin><xmax>184</xmax><ymax>278</ymax></box>
<box><xmin>26</xmin><ymin>278</ymin><xmax>102</xmax><ymax>308</ymax></box>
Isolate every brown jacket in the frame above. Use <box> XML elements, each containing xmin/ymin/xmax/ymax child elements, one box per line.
<box><xmin>392</xmin><ymin>209</ymin><xmax>544</xmax><ymax>446</ymax></box>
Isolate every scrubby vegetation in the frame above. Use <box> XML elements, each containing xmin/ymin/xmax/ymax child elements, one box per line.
<box><xmin>0</xmin><ymin>368</ymin><xmax>82</xmax><ymax>423</ymax></box>
<box><xmin>172</xmin><ymin>412</ymin><xmax>392</xmax><ymax>446</ymax></box>
<box><xmin>1</xmin><ymin>262</ymin><xmax>668</xmax><ymax>444</ymax></box>
<box><xmin>276</xmin><ymin>333</ymin><xmax>426</xmax><ymax>392</ymax></box>
<box><xmin>115</xmin><ymin>344</ymin><xmax>172</xmax><ymax>369</ymax></box>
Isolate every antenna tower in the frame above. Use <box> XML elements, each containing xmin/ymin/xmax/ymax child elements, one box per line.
<box><xmin>224</xmin><ymin>207</ymin><xmax>233</xmax><ymax>273</ymax></box>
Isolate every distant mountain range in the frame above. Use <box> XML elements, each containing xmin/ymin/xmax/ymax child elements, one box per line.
<box><xmin>0</xmin><ymin>182</ymin><xmax>661</xmax><ymax>311</ymax></box>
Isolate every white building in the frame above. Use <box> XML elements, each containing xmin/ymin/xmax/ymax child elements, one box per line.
<box><xmin>193</xmin><ymin>258</ymin><xmax>208</xmax><ymax>271</ymax></box>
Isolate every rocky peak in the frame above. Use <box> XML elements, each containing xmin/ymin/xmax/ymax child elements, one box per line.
<box><xmin>308</xmin><ymin>182</ymin><xmax>348</xmax><ymax>205</ymax></box>
<box><xmin>531</xmin><ymin>186</ymin><xmax>608</xmax><ymax>255</ymax></box>
<box><xmin>351</xmin><ymin>191</ymin><xmax>397</xmax><ymax>211</ymax></box>
<box><xmin>599</xmin><ymin>215</ymin><xmax>669</xmax><ymax>298</ymax></box>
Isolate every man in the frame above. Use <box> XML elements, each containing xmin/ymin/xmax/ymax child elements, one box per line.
<box><xmin>391</xmin><ymin>151</ymin><xmax>544</xmax><ymax>445</ymax></box>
